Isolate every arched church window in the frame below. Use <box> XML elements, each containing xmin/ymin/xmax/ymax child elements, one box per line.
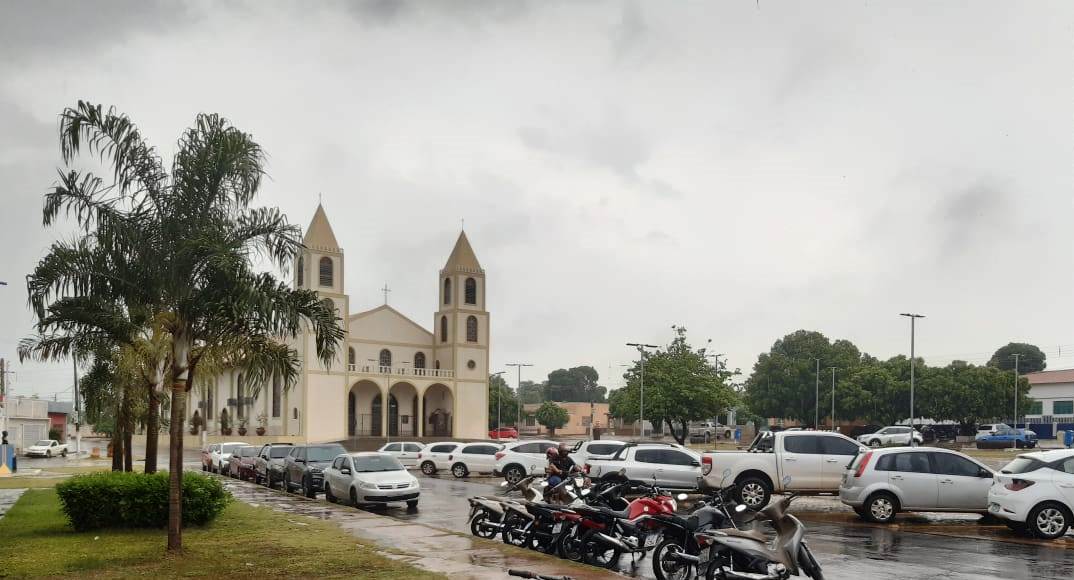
<box><xmin>466</xmin><ymin>315</ymin><xmax>478</xmax><ymax>342</ymax></box>
<box><xmin>414</xmin><ymin>352</ymin><xmax>426</xmax><ymax>369</ymax></box>
<box><xmin>297</xmin><ymin>256</ymin><xmax>304</xmax><ymax>287</ymax></box>
<box><xmin>348</xmin><ymin>347</ymin><xmax>355</xmax><ymax>367</ymax></box>
<box><xmin>319</xmin><ymin>256</ymin><xmax>333</xmax><ymax>287</ymax></box>
<box><xmin>465</xmin><ymin>277</ymin><xmax>477</xmax><ymax>305</ymax></box>
<box><xmin>443</xmin><ymin>278</ymin><xmax>451</xmax><ymax>304</ymax></box>
<box><xmin>379</xmin><ymin>348</ymin><xmax>392</xmax><ymax>368</ymax></box>
<box><xmin>435</xmin><ymin>359</ymin><xmax>441</xmax><ymax>369</ymax></box>
<box><xmin>440</xmin><ymin>315</ymin><xmax>448</xmax><ymax>342</ymax></box>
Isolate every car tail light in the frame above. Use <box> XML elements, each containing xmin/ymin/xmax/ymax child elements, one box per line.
<box><xmin>1005</xmin><ymin>479</ymin><xmax>1035</xmax><ymax>492</ymax></box>
<box><xmin>854</xmin><ymin>452</ymin><xmax>873</xmax><ymax>478</ymax></box>
<box><xmin>702</xmin><ymin>455</ymin><xmax>713</xmax><ymax>476</ymax></box>
<box><xmin>495</xmin><ymin>452</ymin><xmax>506</xmax><ymax>460</ymax></box>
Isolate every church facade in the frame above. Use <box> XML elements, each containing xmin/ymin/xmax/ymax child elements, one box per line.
<box><xmin>186</xmin><ymin>204</ymin><xmax>490</xmax><ymax>443</ymax></box>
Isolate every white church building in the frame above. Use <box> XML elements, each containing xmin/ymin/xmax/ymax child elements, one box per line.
<box><xmin>187</xmin><ymin>204</ymin><xmax>490</xmax><ymax>443</ymax></box>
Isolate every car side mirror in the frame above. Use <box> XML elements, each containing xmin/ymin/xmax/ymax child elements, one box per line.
<box><xmin>979</xmin><ymin>468</ymin><xmax>992</xmax><ymax>478</ymax></box>
<box><xmin>297</xmin><ymin>458</ymin><xmax>306</xmax><ymax>463</ymax></box>
<box><xmin>341</xmin><ymin>468</ymin><xmax>352</xmax><ymax>475</ymax></box>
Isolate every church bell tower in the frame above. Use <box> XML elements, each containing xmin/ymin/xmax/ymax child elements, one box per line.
<box><xmin>433</xmin><ymin>231</ymin><xmax>489</xmax><ymax>384</ymax></box>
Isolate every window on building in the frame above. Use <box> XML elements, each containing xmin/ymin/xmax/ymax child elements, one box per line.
<box><xmin>466</xmin><ymin>315</ymin><xmax>478</xmax><ymax>342</ymax></box>
<box><xmin>414</xmin><ymin>352</ymin><xmax>426</xmax><ymax>369</ymax></box>
<box><xmin>271</xmin><ymin>373</ymin><xmax>281</xmax><ymax>418</ymax></box>
<box><xmin>348</xmin><ymin>347</ymin><xmax>355</xmax><ymax>367</ymax></box>
<box><xmin>297</xmin><ymin>256</ymin><xmax>304</xmax><ymax>287</ymax></box>
<box><xmin>319</xmin><ymin>256</ymin><xmax>333</xmax><ymax>287</ymax></box>
<box><xmin>443</xmin><ymin>278</ymin><xmax>451</xmax><ymax>304</ymax></box>
<box><xmin>435</xmin><ymin>359</ymin><xmax>441</xmax><ymax>369</ymax></box>
<box><xmin>1027</xmin><ymin>400</ymin><xmax>1043</xmax><ymax>415</ymax></box>
<box><xmin>379</xmin><ymin>349</ymin><xmax>392</xmax><ymax>368</ymax></box>
<box><xmin>440</xmin><ymin>315</ymin><xmax>448</xmax><ymax>342</ymax></box>
<box><xmin>1055</xmin><ymin>400</ymin><xmax>1074</xmax><ymax>415</ymax></box>
<box><xmin>465</xmin><ymin>277</ymin><xmax>477</xmax><ymax>304</ymax></box>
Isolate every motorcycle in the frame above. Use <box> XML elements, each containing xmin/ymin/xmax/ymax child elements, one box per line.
<box><xmin>501</xmin><ymin>476</ymin><xmax>589</xmax><ymax>553</ymax></box>
<box><xmin>697</xmin><ymin>488</ymin><xmax>824</xmax><ymax>580</ymax></box>
<box><xmin>563</xmin><ymin>482</ymin><xmax>682</xmax><ymax>569</ymax></box>
<box><xmin>651</xmin><ymin>483</ymin><xmax>743</xmax><ymax>580</ymax></box>
<box><xmin>467</xmin><ymin>476</ymin><xmax>544</xmax><ymax>539</ymax></box>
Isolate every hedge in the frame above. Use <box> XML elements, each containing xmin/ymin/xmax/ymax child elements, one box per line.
<box><xmin>55</xmin><ymin>471</ymin><xmax>230</xmax><ymax>531</ymax></box>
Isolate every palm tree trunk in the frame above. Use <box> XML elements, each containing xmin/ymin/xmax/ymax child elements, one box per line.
<box><xmin>168</xmin><ymin>336</ymin><xmax>191</xmax><ymax>553</ymax></box>
<box><xmin>111</xmin><ymin>428</ymin><xmax>123</xmax><ymax>471</ymax></box>
<box><xmin>124</xmin><ymin>430</ymin><xmax>133</xmax><ymax>472</ymax></box>
<box><xmin>145</xmin><ymin>386</ymin><xmax>160</xmax><ymax>473</ymax></box>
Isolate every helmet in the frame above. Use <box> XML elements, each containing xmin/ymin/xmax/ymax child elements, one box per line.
<box><xmin>546</xmin><ymin>447</ymin><xmax>560</xmax><ymax>459</ymax></box>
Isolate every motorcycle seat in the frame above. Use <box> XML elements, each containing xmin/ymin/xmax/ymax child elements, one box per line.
<box><xmin>599</xmin><ymin>506</ymin><xmax>631</xmax><ymax>519</ymax></box>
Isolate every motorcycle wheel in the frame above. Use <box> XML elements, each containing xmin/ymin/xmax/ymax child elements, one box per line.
<box><xmin>557</xmin><ymin>525</ymin><xmax>585</xmax><ymax>562</ymax></box>
<box><xmin>703</xmin><ymin>550</ymin><xmax>734</xmax><ymax>580</ymax></box>
<box><xmin>469</xmin><ymin>510</ymin><xmax>499</xmax><ymax>539</ymax></box>
<box><xmin>501</xmin><ymin>513</ymin><xmax>532</xmax><ymax>548</ymax></box>
<box><xmin>654</xmin><ymin>538</ymin><xmax>694</xmax><ymax>580</ymax></box>
<box><xmin>582</xmin><ymin>539</ymin><xmax>621</xmax><ymax>570</ymax></box>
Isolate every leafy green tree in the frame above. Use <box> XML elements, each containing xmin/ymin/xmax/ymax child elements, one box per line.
<box><xmin>614</xmin><ymin>326</ymin><xmax>737</xmax><ymax>444</ymax></box>
<box><xmin>535</xmin><ymin>401</ymin><xmax>569</xmax><ymax>436</ymax></box>
<box><xmin>988</xmin><ymin>343</ymin><xmax>1046</xmax><ymax>373</ymax></box>
<box><xmin>31</xmin><ymin>102</ymin><xmax>344</xmax><ymax>553</ymax></box>
<box><xmin>518</xmin><ymin>380</ymin><xmax>544</xmax><ymax>404</ymax></box>
<box><xmin>488</xmin><ymin>373</ymin><xmax>520</xmax><ymax>428</ymax></box>
<box><xmin>545</xmin><ymin>366</ymin><xmax>607</xmax><ymax>402</ymax></box>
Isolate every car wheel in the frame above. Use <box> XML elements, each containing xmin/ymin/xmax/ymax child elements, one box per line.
<box><xmin>283</xmin><ymin>473</ymin><xmax>292</xmax><ymax>493</ymax></box>
<box><xmin>266</xmin><ymin>473</ymin><xmax>275</xmax><ymax>489</ymax></box>
<box><xmin>421</xmin><ymin>461</ymin><xmax>437</xmax><ymax>476</ymax></box>
<box><xmin>303</xmin><ymin>477</ymin><xmax>316</xmax><ymax>499</ymax></box>
<box><xmin>61</xmin><ymin>449</ymin><xmax>68</xmax><ymax>458</ymax></box>
<box><xmin>1028</xmin><ymin>503</ymin><xmax>1071</xmax><ymax>540</ymax></box>
<box><xmin>864</xmin><ymin>492</ymin><xmax>898</xmax><ymax>524</ymax></box>
<box><xmin>452</xmin><ymin>463</ymin><xmax>469</xmax><ymax>478</ymax></box>
<box><xmin>869</xmin><ymin>439</ymin><xmax>882</xmax><ymax>448</ymax></box>
<box><xmin>735</xmin><ymin>476</ymin><xmax>771</xmax><ymax>510</ymax></box>
<box><xmin>407</xmin><ymin>500</ymin><xmax>418</xmax><ymax>510</ymax></box>
<box><xmin>325</xmin><ymin>482</ymin><xmax>337</xmax><ymax>503</ymax></box>
<box><xmin>350</xmin><ymin>487</ymin><xmax>359</xmax><ymax>507</ymax></box>
<box><xmin>504</xmin><ymin>465</ymin><xmax>525</xmax><ymax>485</ymax></box>
<box><xmin>46</xmin><ymin>450</ymin><xmax>52</xmax><ymax>458</ymax></box>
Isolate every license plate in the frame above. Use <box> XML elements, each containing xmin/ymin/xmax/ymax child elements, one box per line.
<box><xmin>552</xmin><ymin>522</ymin><xmax>563</xmax><ymax>534</ymax></box>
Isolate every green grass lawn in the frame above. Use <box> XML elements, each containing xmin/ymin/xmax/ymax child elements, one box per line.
<box><xmin>0</xmin><ymin>489</ymin><xmax>444</xmax><ymax>579</ymax></box>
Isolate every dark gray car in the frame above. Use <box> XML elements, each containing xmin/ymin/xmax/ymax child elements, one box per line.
<box><xmin>254</xmin><ymin>442</ymin><xmax>294</xmax><ymax>488</ymax></box>
<box><xmin>283</xmin><ymin>443</ymin><xmax>347</xmax><ymax>498</ymax></box>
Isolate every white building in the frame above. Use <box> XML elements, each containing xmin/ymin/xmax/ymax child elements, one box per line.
<box><xmin>1024</xmin><ymin>369</ymin><xmax>1074</xmax><ymax>426</ymax></box>
<box><xmin>0</xmin><ymin>396</ymin><xmax>51</xmax><ymax>452</ymax></box>
<box><xmin>187</xmin><ymin>204</ymin><xmax>490</xmax><ymax>443</ymax></box>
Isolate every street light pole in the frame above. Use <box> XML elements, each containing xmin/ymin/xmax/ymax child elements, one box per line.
<box><xmin>491</xmin><ymin>371</ymin><xmax>506</xmax><ymax>437</ymax></box>
<box><xmin>506</xmin><ymin>363</ymin><xmax>532</xmax><ymax>433</ymax></box>
<box><xmin>900</xmin><ymin>313</ymin><xmax>925</xmax><ymax>447</ymax></box>
<box><xmin>626</xmin><ymin>343</ymin><xmax>658</xmax><ymax>439</ymax></box>
<box><xmin>1012</xmin><ymin>353</ymin><xmax>1022</xmax><ymax>447</ymax></box>
<box><xmin>828</xmin><ymin>367</ymin><xmax>838</xmax><ymax>431</ymax></box>
<box><xmin>814</xmin><ymin>358</ymin><xmax>821</xmax><ymax>429</ymax></box>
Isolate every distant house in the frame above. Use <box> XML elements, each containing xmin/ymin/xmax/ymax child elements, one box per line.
<box><xmin>1024</xmin><ymin>369</ymin><xmax>1074</xmax><ymax>426</ymax></box>
<box><xmin>521</xmin><ymin>402</ymin><xmax>610</xmax><ymax>437</ymax></box>
<box><xmin>47</xmin><ymin>401</ymin><xmax>73</xmax><ymax>441</ymax></box>
<box><xmin>1</xmin><ymin>396</ymin><xmax>51</xmax><ymax>452</ymax></box>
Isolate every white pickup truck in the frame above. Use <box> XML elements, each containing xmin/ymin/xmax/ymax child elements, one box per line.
<box><xmin>701</xmin><ymin>430</ymin><xmax>866</xmax><ymax>509</ymax></box>
<box><xmin>24</xmin><ymin>439</ymin><xmax>68</xmax><ymax>458</ymax></box>
<box><xmin>584</xmin><ymin>442</ymin><xmax>703</xmax><ymax>490</ymax></box>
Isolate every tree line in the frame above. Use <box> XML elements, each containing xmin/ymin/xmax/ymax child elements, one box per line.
<box><xmin>488</xmin><ymin>365</ymin><xmax>610</xmax><ymax>429</ymax></box>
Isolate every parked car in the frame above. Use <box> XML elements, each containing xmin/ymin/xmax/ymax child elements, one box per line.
<box><xmin>377</xmin><ymin>441</ymin><xmax>426</xmax><ymax>468</ymax></box>
<box><xmin>569</xmin><ymin>439</ymin><xmax>627</xmax><ymax>467</ymax></box>
<box><xmin>585</xmin><ymin>442</ymin><xmax>703</xmax><ymax>490</ymax></box>
<box><xmin>976</xmin><ymin>427</ymin><xmax>1038</xmax><ymax>449</ymax></box>
<box><xmin>840</xmin><ymin>447</ymin><xmax>995</xmax><ymax>523</ymax></box>
<box><xmin>488</xmin><ymin>427</ymin><xmax>519</xmax><ymax>440</ymax></box>
<box><xmin>24</xmin><ymin>439</ymin><xmax>67</xmax><ymax>458</ymax></box>
<box><xmin>417</xmin><ymin>441</ymin><xmax>464</xmax><ymax>475</ymax></box>
<box><xmin>283</xmin><ymin>443</ymin><xmax>347</xmax><ymax>498</ymax></box>
<box><xmin>849</xmin><ymin>424</ymin><xmax>883</xmax><ymax>439</ymax></box>
<box><xmin>492</xmin><ymin>439</ymin><xmax>558</xmax><ymax>483</ymax></box>
<box><xmin>922</xmin><ymin>424</ymin><xmax>960</xmax><ymax>442</ymax></box>
<box><xmin>700</xmin><ymin>430</ymin><xmax>867</xmax><ymax>509</ymax></box>
<box><xmin>228</xmin><ymin>445</ymin><xmax>259</xmax><ymax>480</ymax></box>
<box><xmin>323</xmin><ymin>452</ymin><xmax>420</xmax><ymax>509</ymax></box>
<box><xmin>254</xmin><ymin>442</ymin><xmax>294</xmax><ymax>487</ymax></box>
<box><xmin>446</xmin><ymin>442</ymin><xmax>504</xmax><ymax>478</ymax></box>
<box><xmin>201</xmin><ymin>443</ymin><xmax>218</xmax><ymax>471</ymax></box>
<box><xmin>977</xmin><ymin>423</ymin><xmax>1011</xmax><ymax>436</ymax></box>
<box><xmin>989</xmin><ymin>449</ymin><xmax>1074</xmax><ymax>539</ymax></box>
<box><xmin>856</xmin><ymin>426</ymin><xmax>923</xmax><ymax>448</ymax></box>
<box><xmin>210</xmin><ymin>441</ymin><xmax>248</xmax><ymax>475</ymax></box>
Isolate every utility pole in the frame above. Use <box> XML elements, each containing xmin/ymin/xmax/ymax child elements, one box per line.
<box><xmin>828</xmin><ymin>367</ymin><xmax>838</xmax><ymax>431</ymax></box>
<box><xmin>506</xmin><ymin>363</ymin><xmax>532</xmax><ymax>432</ymax></box>
<box><xmin>490</xmin><ymin>371</ymin><xmax>506</xmax><ymax>437</ymax></box>
<box><xmin>814</xmin><ymin>358</ymin><xmax>821</xmax><ymax>429</ymax></box>
<box><xmin>1012</xmin><ymin>353</ymin><xmax>1022</xmax><ymax>449</ymax></box>
<box><xmin>900</xmin><ymin>313</ymin><xmax>925</xmax><ymax>447</ymax></box>
<box><xmin>626</xmin><ymin>343</ymin><xmax>658</xmax><ymax>439</ymax></box>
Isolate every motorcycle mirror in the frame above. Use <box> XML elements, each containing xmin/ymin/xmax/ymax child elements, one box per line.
<box><xmin>735</xmin><ymin>504</ymin><xmax>747</xmax><ymax>513</ymax></box>
<box><xmin>676</xmin><ymin>493</ymin><xmax>688</xmax><ymax>501</ymax></box>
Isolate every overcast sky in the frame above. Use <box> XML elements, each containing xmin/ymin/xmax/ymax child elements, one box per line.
<box><xmin>2</xmin><ymin>0</ymin><xmax>1073</xmax><ymax>399</ymax></box>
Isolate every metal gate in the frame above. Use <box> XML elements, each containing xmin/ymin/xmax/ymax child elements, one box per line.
<box><xmin>20</xmin><ymin>423</ymin><xmax>47</xmax><ymax>452</ymax></box>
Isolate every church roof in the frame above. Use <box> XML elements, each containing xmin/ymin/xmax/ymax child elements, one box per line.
<box><xmin>441</xmin><ymin>231</ymin><xmax>482</xmax><ymax>273</ymax></box>
<box><xmin>303</xmin><ymin>203</ymin><xmax>341</xmax><ymax>252</ymax></box>
<box><xmin>349</xmin><ymin>304</ymin><xmax>434</xmax><ymax>341</ymax></box>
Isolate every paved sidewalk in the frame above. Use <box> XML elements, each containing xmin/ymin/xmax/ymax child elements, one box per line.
<box><xmin>0</xmin><ymin>489</ymin><xmax>26</xmax><ymax>520</ymax></box>
<box><xmin>217</xmin><ymin>475</ymin><xmax>617</xmax><ymax>580</ymax></box>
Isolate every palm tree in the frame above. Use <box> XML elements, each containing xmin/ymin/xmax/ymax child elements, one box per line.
<box><xmin>36</xmin><ymin>102</ymin><xmax>343</xmax><ymax>552</ymax></box>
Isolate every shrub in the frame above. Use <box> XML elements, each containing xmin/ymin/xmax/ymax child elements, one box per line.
<box><xmin>55</xmin><ymin>471</ymin><xmax>230</xmax><ymax>531</ymax></box>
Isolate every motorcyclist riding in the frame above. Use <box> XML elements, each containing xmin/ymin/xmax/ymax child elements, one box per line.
<box><xmin>546</xmin><ymin>444</ymin><xmax>576</xmax><ymax>488</ymax></box>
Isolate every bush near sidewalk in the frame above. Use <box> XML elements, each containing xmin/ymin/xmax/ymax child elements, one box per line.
<box><xmin>56</xmin><ymin>471</ymin><xmax>229</xmax><ymax>531</ymax></box>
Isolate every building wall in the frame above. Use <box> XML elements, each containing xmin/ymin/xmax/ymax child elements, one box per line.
<box><xmin>306</xmin><ymin>372</ymin><xmax>345</xmax><ymax>443</ymax></box>
<box><xmin>1025</xmin><ymin>382</ymin><xmax>1074</xmax><ymax>417</ymax></box>
<box><xmin>48</xmin><ymin>413</ymin><xmax>67</xmax><ymax>440</ymax></box>
<box><xmin>521</xmin><ymin>402</ymin><xmax>610</xmax><ymax>437</ymax></box>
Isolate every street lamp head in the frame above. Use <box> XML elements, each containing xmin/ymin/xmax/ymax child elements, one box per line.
<box><xmin>899</xmin><ymin>313</ymin><xmax>925</xmax><ymax>319</ymax></box>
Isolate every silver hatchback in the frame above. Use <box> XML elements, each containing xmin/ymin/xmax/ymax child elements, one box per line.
<box><xmin>840</xmin><ymin>446</ymin><xmax>994</xmax><ymax>523</ymax></box>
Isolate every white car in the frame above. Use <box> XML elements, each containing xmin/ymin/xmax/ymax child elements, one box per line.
<box><xmin>858</xmin><ymin>427</ymin><xmax>923</xmax><ymax>448</ymax></box>
<box><xmin>978</xmin><ymin>423</ymin><xmax>1011</xmax><ymax>436</ymax></box>
<box><xmin>377</xmin><ymin>441</ymin><xmax>425</xmax><ymax>468</ymax></box>
<box><xmin>24</xmin><ymin>439</ymin><xmax>67</xmax><ymax>458</ymax></box>
<box><xmin>417</xmin><ymin>441</ymin><xmax>464</xmax><ymax>475</ymax></box>
<box><xmin>492</xmin><ymin>439</ymin><xmax>558</xmax><ymax>484</ymax></box>
<box><xmin>988</xmin><ymin>449</ymin><xmax>1074</xmax><ymax>539</ymax></box>
<box><xmin>569</xmin><ymin>439</ymin><xmax>627</xmax><ymax>467</ymax></box>
<box><xmin>210</xmin><ymin>441</ymin><xmax>248</xmax><ymax>474</ymax></box>
<box><xmin>447</xmin><ymin>442</ymin><xmax>504</xmax><ymax>478</ymax></box>
<box><xmin>323</xmin><ymin>452</ymin><xmax>420</xmax><ymax>509</ymax></box>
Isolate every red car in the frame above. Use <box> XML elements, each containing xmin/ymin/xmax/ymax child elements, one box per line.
<box><xmin>228</xmin><ymin>445</ymin><xmax>259</xmax><ymax>480</ymax></box>
<box><xmin>488</xmin><ymin>427</ymin><xmax>518</xmax><ymax>440</ymax></box>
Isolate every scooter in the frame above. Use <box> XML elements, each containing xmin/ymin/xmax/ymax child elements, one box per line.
<box><xmin>467</xmin><ymin>476</ymin><xmax>544</xmax><ymax>538</ymax></box>
<box><xmin>501</xmin><ymin>476</ymin><xmax>589</xmax><ymax>552</ymax></box>
<box><xmin>650</xmin><ymin>482</ymin><xmax>742</xmax><ymax>580</ymax></box>
<box><xmin>696</xmin><ymin>483</ymin><xmax>824</xmax><ymax>580</ymax></box>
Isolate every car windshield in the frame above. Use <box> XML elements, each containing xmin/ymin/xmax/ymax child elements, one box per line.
<box><xmin>34</xmin><ymin>440</ymin><xmax>52</xmax><ymax>446</ymax></box>
<box><xmin>240</xmin><ymin>447</ymin><xmax>258</xmax><ymax>457</ymax></box>
<box><xmin>221</xmin><ymin>444</ymin><xmax>243</xmax><ymax>454</ymax></box>
<box><xmin>307</xmin><ymin>446</ymin><xmax>345</xmax><ymax>462</ymax></box>
<box><xmin>353</xmin><ymin>455</ymin><xmax>404</xmax><ymax>472</ymax></box>
<box><xmin>1001</xmin><ymin>457</ymin><xmax>1045</xmax><ymax>474</ymax></box>
<box><xmin>269</xmin><ymin>447</ymin><xmax>292</xmax><ymax>458</ymax></box>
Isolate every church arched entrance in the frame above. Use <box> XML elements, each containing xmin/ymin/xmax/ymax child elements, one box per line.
<box><xmin>423</xmin><ymin>383</ymin><xmax>454</xmax><ymax>437</ymax></box>
<box><xmin>389</xmin><ymin>382</ymin><xmax>418</xmax><ymax>437</ymax></box>
<box><xmin>349</xmin><ymin>380</ymin><xmax>382</xmax><ymax>437</ymax></box>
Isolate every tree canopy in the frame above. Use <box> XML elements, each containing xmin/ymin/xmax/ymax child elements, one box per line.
<box><xmin>488</xmin><ymin>373</ymin><xmax>520</xmax><ymax>428</ymax></box>
<box><xmin>535</xmin><ymin>401</ymin><xmax>569</xmax><ymax>435</ymax></box>
<box><xmin>988</xmin><ymin>343</ymin><xmax>1046</xmax><ymax>373</ymax></box>
<box><xmin>545</xmin><ymin>365</ymin><xmax>607</xmax><ymax>402</ymax></box>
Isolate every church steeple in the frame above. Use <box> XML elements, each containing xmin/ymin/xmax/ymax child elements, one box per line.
<box><xmin>303</xmin><ymin>203</ymin><xmax>340</xmax><ymax>253</ymax></box>
<box><xmin>442</xmin><ymin>231</ymin><xmax>482</xmax><ymax>273</ymax></box>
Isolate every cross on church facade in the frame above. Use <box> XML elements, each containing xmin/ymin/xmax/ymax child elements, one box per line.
<box><xmin>381</xmin><ymin>283</ymin><xmax>391</xmax><ymax>305</ymax></box>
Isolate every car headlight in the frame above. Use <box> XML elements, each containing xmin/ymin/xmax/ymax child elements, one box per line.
<box><xmin>410</xmin><ymin>479</ymin><xmax>420</xmax><ymax>488</ymax></box>
<box><xmin>361</xmin><ymin>481</ymin><xmax>379</xmax><ymax>490</ymax></box>
<box><xmin>310</xmin><ymin>468</ymin><xmax>323</xmax><ymax>474</ymax></box>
